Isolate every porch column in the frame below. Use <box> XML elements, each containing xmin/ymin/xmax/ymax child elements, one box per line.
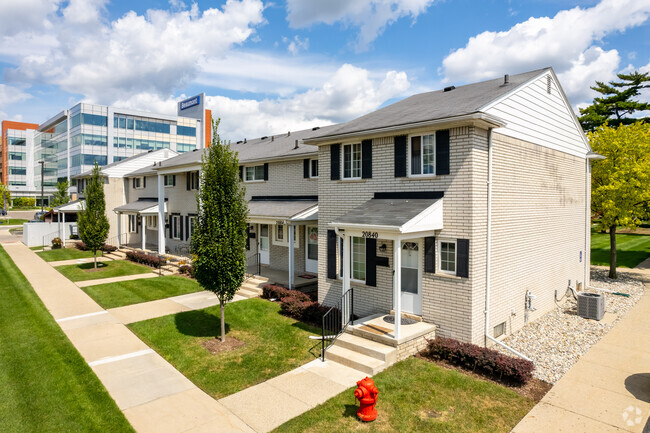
<box><xmin>158</xmin><ymin>174</ymin><xmax>165</xmax><ymax>255</ymax></box>
<box><xmin>58</xmin><ymin>212</ymin><xmax>62</xmax><ymax>245</ymax></box>
<box><xmin>393</xmin><ymin>238</ymin><xmax>401</xmax><ymax>340</ymax></box>
<box><xmin>342</xmin><ymin>233</ymin><xmax>351</xmax><ymax>325</ymax></box>
<box><xmin>61</xmin><ymin>212</ymin><xmax>66</xmax><ymax>247</ymax></box>
<box><xmin>116</xmin><ymin>213</ymin><xmax>121</xmax><ymax>248</ymax></box>
<box><xmin>288</xmin><ymin>222</ymin><xmax>294</xmax><ymax>289</ymax></box>
<box><xmin>142</xmin><ymin>215</ymin><xmax>146</xmax><ymax>251</ymax></box>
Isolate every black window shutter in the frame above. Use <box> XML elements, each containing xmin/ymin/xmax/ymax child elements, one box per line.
<box><xmin>303</xmin><ymin>158</ymin><xmax>310</xmax><ymax>178</ymax></box>
<box><xmin>132</xmin><ymin>178</ymin><xmax>135</xmax><ymax>189</ymax></box>
<box><xmin>330</xmin><ymin>143</ymin><xmax>340</xmax><ymax>180</ymax></box>
<box><xmin>239</xmin><ymin>166</ymin><xmax>243</xmax><ymax>180</ymax></box>
<box><xmin>457</xmin><ymin>238</ymin><xmax>469</xmax><ymax>278</ymax></box>
<box><xmin>186</xmin><ymin>173</ymin><xmax>190</xmax><ymax>190</ymax></box>
<box><xmin>361</xmin><ymin>139</ymin><xmax>372</xmax><ymax>179</ymax></box>
<box><xmin>327</xmin><ymin>230</ymin><xmax>337</xmax><ymax>279</ymax></box>
<box><xmin>179</xmin><ymin>215</ymin><xmax>184</xmax><ymax>241</ymax></box>
<box><xmin>424</xmin><ymin>236</ymin><xmax>436</xmax><ymax>273</ymax></box>
<box><xmin>136</xmin><ymin>216</ymin><xmax>140</xmax><ymax>234</ymax></box>
<box><xmin>365</xmin><ymin>238</ymin><xmax>376</xmax><ymax>286</ymax></box>
<box><xmin>263</xmin><ymin>163</ymin><xmax>269</xmax><ymax>181</ymax></box>
<box><xmin>172</xmin><ymin>175</ymin><xmax>176</xmax><ymax>186</ymax></box>
<box><xmin>168</xmin><ymin>217</ymin><xmax>172</xmax><ymax>239</ymax></box>
<box><xmin>246</xmin><ymin>226</ymin><xmax>250</xmax><ymax>250</ymax></box>
<box><xmin>436</xmin><ymin>129</ymin><xmax>450</xmax><ymax>175</ymax></box>
<box><xmin>394</xmin><ymin>135</ymin><xmax>407</xmax><ymax>177</ymax></box>
<box><xmin>185</xmin><ymin>216</ymin><xmax>190</xmax><ymax>240</ymax></box>
<box><xmin>143</xmin><ymin>177</ymin><xmax>146</xmax><ymax>188</ymax></box>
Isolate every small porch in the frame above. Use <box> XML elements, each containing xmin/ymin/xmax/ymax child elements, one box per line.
<box><xmin>113</xmin><ymin>199</ymin><xmax>167</xmax><ymax>251</ymax></box>
<box><xmin>348</xmin><ymin>313</ymin><xmax>436</xmax><ymax>348</ymax></box>
<box><xmin>246</xmin><ymin>265</ymin><xmax>317</xmax><ymax>289</ymax></box>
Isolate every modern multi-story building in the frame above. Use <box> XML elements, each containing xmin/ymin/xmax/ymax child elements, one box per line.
<box><xmin>1</xmin><ymin>120</ymin><xmax>40</xmax><ymax>198</ymax></box>
<box><xmin>1</xmin><ymin>93</ymin><xmax>211</xmax><ymax>203</ymax></box>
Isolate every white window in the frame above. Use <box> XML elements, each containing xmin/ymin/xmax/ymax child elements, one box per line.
<box><xmin>164</xmin><ymin>174</ymin><xmax>176</xmax><ymax>187</ymax></box>
<box><xmin>146</xmin><ymin>215</ymin><xmax>157</xmax><ymax>229</ymax></box>
<box><xmin>409</xmin><ymin>134</ymin><xmax>435</xmax><ymax>176</ymax></box>
<box><xmin>133</xmin><ymin>177</ymin><xmax>144</xmax><ymax>189</ymax></box>
<box><xmin>188</xmin><ymin>171</ymin><xmax>199</xmax><ymax>190</ymax></box>
<box><xmin>128</xmin><ymin>215</ymin><xmax>138</xmax><ymax>233</ymax></box>
<box><xmin>245</xmin><ymin>165</ymin><xmax>265</xmax><ymax>182</ymax></box>
<box><xmin>342</xmin><ymin>143</ymin><xmax>361</xmax><ymax>179</ymax></box>
<box><xmin>439</xmin><ymin>239</ymin><xmax>457</xmax><ymax>275</ymax></box>
<box><xmin>273</xmin><ymin>223</ymin><xmax>298</xmax><ymax>247</ymax></box>
<box><xmin>171</xmin><ymin>215</ymin><xmax>180</xmax><ymax>239</ymax></box>
<box><xmin>351</xmin><ymin>236</ymin><xmax>366</xmax><ymax>281</ymax></box>
<box><xmin>188</xmin><ymin>216</ymin><xmax>196</xmax><ymax>239</ymax></box>
<box><xmin>309</xmin><ymin>159</ymin><xmax>318</xmax><ymax>178</ymax></box>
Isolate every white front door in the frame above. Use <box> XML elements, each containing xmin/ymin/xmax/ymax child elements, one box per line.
<box><xmin>259</xmin><ymin>224</ymin><xmax>270</xmax><ymax>265</ymax></box>
<box><xmin>305</xmin><ymin>226</ymin><xmax>318</xmax><ymax>273</ymax></box>
<box><xmin>400</xmin><ymin>241</ymin><xmax>422</xmax><ymax>315</ymax></box>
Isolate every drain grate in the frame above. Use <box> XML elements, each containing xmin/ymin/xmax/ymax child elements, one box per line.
<box><xmin>383</xmin><ymin>315</ymin><xmax>418</xmax><ymax>325</ymax></box>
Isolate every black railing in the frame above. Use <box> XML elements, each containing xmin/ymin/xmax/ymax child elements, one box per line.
<box><xmin>321</xmin><ymin>288</ymin><xmax>354</xmax><ymax>361</ymax></box>
<box><xmin>245</xmin><ymin>252</ymin><xmax>261</xmax><ymax>279</ymax></box>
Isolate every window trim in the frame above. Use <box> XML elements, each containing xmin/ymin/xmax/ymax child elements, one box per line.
<box><xmin>309</xmin><ymin>159</ymin><xmax>319</xmax><ymax>178</ymax></box>
<box><xmin>407</xmin><ymin>132</ymin><xmax>436</xmax><ymax>178</ymax></box>
<box><xmin>133</xmin><ymin>177</ymin><xmax>144</xmax><ymax>189</ymax></box>
<box><xmin>438</xmin><ymin>238</ymin><xmax>457</xmax><ymax>276</ymax></box>
<box><xmin>164</xmin><ymin>174</ymin><xmax>175</xmax><ymax>188</ymax></box>
<box><xmin>171</xmin><ymin>215</ymin><xmax>180</xmax><ymax>240</ymax></box>
<box><xmin>337</xmin><ymin>236</ymin><xmax>367</xmax><ymax>284</ymax></box>
<box><xmin>341</xmin><ymin>142</ymin><xmax>362</xmax><ymax>180</ymax></box>
<box><xmin>188</xmin><ymin>216</ymin><xmax>196</xmax><ymax>239</ymax></box>
<box><xmin>128</xmin><ymin>215</ymin><xmax>138</xmax><ymax>233</ymax></box>
<box><xmin>272</xmin><ymin>223</ymin><xmax>298</xmax><ymax>248</ymax></box>
<box><xmin>188</xmin><ymin>171</ymin><xmax>199</xmax><ymax>190</ymax></box>
<box><xmin>145</xmin><ymin>215</ymin><xmax>157</xmax><ymax>230</ymax></box>
<box><xmin>243</xmin><ymin>164</ymin><xmax>265</xmax><ymax>183</ymax></box>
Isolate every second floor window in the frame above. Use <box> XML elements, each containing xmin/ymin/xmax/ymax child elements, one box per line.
<box><xmin>310</xmin><ymin>159</ymin><xmax>318</xmax><ymax>178</ymax></box>
<box><xmin>164</xmin><ymin>174</ymin><xmax>176</xmax><ymax>187</ymax></box>
<box><xmin>133</xmin><ymin>177</ymin><xmax>144</xmax><ymax>189</ymax></box>
<box><xmin>245</xmin><ymin>165</ymin><xmax>265</xmax><ymax>182</ymax></box>
<box><xmin>410</xmin><ymin>134</ymin><xmax>435</xmax><ymax>176</ymax></box>
<box><xmin>343</xmin><ymin>143</ymin><xmax>361</xmax><ymax>179</ymax></box>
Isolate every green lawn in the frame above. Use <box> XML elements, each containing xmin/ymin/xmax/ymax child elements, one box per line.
<box><xmin>29</xmin><ymin>246</ymin><xmax>44</xmax><ymax>250</ymax></box>
<box><xmin>0</xmin><ymin>218</ymin><xmax>28</xmax><ymax>225</ymax></box>
<box><xmin>0</xmin><ymin>245</ymin><xmax>135</xmax><ymax>432</ymax></box>
<box><xmin>275</xmin><ymin>357</ymin><xmax>534</xmax><ymax>433</ymax></box>
<box><xmin>37</xmin><ymin>247</ymin><xmax>97</xmax><ymax>262</ymax></box>
<box><xmin>591</xmin><ymin>232</ymin><xmax>650</xmax><ymax>268</ymax></box>
<box><xmin>128</xmin><ymin>298</ymin><xmax>321</xmax><ymax>399</ymax></box>
<box><xmin>56</xmin><ymin>260</ymin><xmax>152</xmax><ymax>282</ymax></box>
<box><xmin>82</xmin><ymin>276</ymin><xmax>203</xmax><ymax>309</ymax></box>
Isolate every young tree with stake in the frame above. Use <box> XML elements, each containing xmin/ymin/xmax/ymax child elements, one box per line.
<box><xmin>191</xmin><ymin>119</ymin><xmax>248</xmax><ymax>342</ymax></box>
<box><xmin>77</xmin><ymin>163</ymin><xmax>109</xmax><ymax>269</ymax></box>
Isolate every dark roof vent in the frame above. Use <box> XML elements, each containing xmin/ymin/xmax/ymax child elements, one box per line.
<box><xmin>294</xmin><ymin>139</ymin><xmax>299</xmax><ymax>149</ymax></box>
<box><xmin>271</xmin><ymin>135</ymin><xmax>274</xmax><ymax>141</ymax></box>
<box><xmin>504</xmin><ymin>74</ymin><xmax>510</xmax><ymax>85</ymax></box>
<box><xmin>236</xmin><ymin>140</ymin><xmax>243</xmax><ymax>144</ymax></box>
<box><xmin>192</xmin><ymin>148</ymin><xmax>198</xmax><ymax>152</ymax></box>
<box><xmin>244</xmin><ymin>138</ymin><xmax>247</xmax><ymax>144</ymax></box>
<box><xmin>312</xmin><ymin>126</ymin><xmax>320</xmax><ymax>131</ymax></box>
<box><xmin>443</xmin><ymin>86</ymin><xmax>455</xmax><ymax>92</ymax></box>
<box><xmin>288</xmin><ymin>131</ymin><xmax>291</xmax><ymax>136</ymax></box>
<box><xmin>261</xmin><ymin>136</ymin><xmax>268</xmax><ymax>140</ymax></box>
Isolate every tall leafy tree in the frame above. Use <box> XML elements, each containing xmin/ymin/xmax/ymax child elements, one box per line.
<box><xmin>0</xmin><ymin>183</ymin><xmax>10</xmax><ymax>211</ymax></box>
<box><xmin>191</xmin><ymin>119</ymin><xmax>248</xmax><ymax>342</ymax></box>
<box><xmin>51</xmin><ymin>180</ymin><xmax>70</xmax><ymax>207</ymax></box>
<box><xmin>590</xmin><ymin>122</ymin><xmax>650</xmax><ymax>279</ymax></box>
<box><xmin>579</xmin><ymin>71</ymin><xmax>650</xmax><ymax>132</ymax></box>
<box><xmin>77</xmin><ymin>164</ymin><xmax>109</xmax><ymax>269</ymax></box>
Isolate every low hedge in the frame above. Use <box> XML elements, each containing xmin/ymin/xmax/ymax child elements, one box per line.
<box><xmin>75</xmin><ymin>242</ymin><xmax>117</xmax><ymax>253</ymax></box>
<box><xmin>262</xmin><ymin>284</ymin><xmax>310</xmax><ymax>301</ymax></box>
<box><xmin>178</xmin><ymin>264</ymin><xmax>194</xmax><ymax>277</ymax></box>
<box><xmin>423</xmin><ymin>337</ymin><xmax>535</xmax><ymax>385</ymax></box>
<box><xmin>125</xmin><ymin>250</ymin><xmax>166</xmax><ymax>267</ymax></box>
<box><xmin>262</xmin><ymin>284</ymin><xmax>335</xmax><ymax>326</ymax></box>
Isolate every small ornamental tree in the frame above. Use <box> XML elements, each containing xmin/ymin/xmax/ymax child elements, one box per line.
<box><xmin>590</xmin><ymin>122</ymin><xmax>650</xmax><ymax>278</ymax></box>
<box><xmin>0</xmin><ymin>183</ymin><xmax>10</xmax><ymax>210</ymax></box>
<box><xmin>77</xmin><ymin>163</ymin><xmax>109</xmax><ymax>268</ymax></box>
<box><xmin>191</xmin><ymin>119</ymin><xmax>248</xmax><ymax>342</ymax></box>
<box><xmin>51</xmin><ymin>180</ymin><xmax>70</xmax><ymax>207</ymax></box>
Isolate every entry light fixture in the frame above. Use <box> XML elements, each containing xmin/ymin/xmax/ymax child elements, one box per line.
<box><xmin>378</xmin><ymin>243</ymin><xmax>387</xmax><ymax>253</ymax></box>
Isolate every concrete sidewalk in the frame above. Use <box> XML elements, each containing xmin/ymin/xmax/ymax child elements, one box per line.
<box><xmin>513</xmin><ymin>281</ymin><xmax>650</xmax><ymax>433</ymax></box>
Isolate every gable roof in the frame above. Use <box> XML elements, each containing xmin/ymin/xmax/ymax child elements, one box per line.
<box><xmin>73</xmin><ymin>148</ymin><xmax>178</xmax><ymax>179</ymax></box>
<box><xmin>305</xmin><ymin>68</ymin><xmax>549</xmax><ymax>143</ymax></box>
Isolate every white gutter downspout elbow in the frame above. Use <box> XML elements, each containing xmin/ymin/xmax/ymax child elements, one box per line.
<box><xmin>484</xmin><ymin>128</ymin><xmax>532</xmax><ymax>362</ymax></box>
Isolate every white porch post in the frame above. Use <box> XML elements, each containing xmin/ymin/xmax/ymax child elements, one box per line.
<box><xmin>116</xmin><ymin>213</ymin><xmax>121</xmax><ymax>248</ymax></box>
<box><xmin>288</xmin><ymin>222</ymin><xmax>294</xmax><ymax>289</ymax></box>
<box><xmin>158</xmin><ymin>174</ymin><xmax>165</xmax><ymax>255</ymax></box>
<box><xmin>393</xmin><ymin>238</ymin><xmax>401</xmax><ymax>340</ymax></box>
<box><xmin>61</xmin><ymin>212</ymin><xmax>66</xmax><ymax>247</ymax></box>
<box><xmin>342</xmin><ymin>234</ymin><xmax>351</xmax><ymax>325</ymax></box>
<box><xmin>142</xmin><ymin>215</ymin><xmax>146</xmax><ymax>251</ymax></box>
<box><xmin>58</xmin><ymin>212</ymin><xmax>62</xmax><ymax>245</ymax></box>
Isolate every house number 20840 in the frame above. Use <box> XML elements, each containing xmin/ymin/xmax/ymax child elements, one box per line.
<box><xmin>362</xmin><ymin>231</ymin><xmax>379</xmax><ymax>239</ymax></box>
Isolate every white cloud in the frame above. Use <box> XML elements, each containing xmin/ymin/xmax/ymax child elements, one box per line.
<box><xmin>2</xmin><ymin>0</ymin><xmax>265</xmax><ymax>103</ymax></box>
<box><xmin>0</xmin><ymin>84</ymin><xmax>32</xmax><ymax>120</ymax></box>
<box><xmin>283</xmin><ymin>35</ymin><xmax>309</xmax><ymax>55</ymax></box>
<box><xmin>286</xmin><ymin>0</ymin><xmax>435</xmax><ymax>51</ymax></box>
<box><xmin>0</xmin><ymin>0</ymin><xmax>59</xmax><ymax>38</ymax></box>
<box><xmin>441</xmin><ymin>0</ymin><xmax>650</xmax><ymax>106</ymax></box>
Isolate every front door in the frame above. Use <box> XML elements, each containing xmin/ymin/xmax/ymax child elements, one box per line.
<box><xmin>305</xmin><ymin>226</ymin><xmax>318</xmax><ymax>273</ymax></box>
<box><xmin>259</xmin><ymin>224</ymin><xmax>270</xmax><ymax>265</ymax></box>
<box><xmin>400</xmin><ymin>241</ymin><xmax>422</xmax><ymax>315</ymax></box>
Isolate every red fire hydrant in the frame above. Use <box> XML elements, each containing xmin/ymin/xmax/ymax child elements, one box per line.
<box><xmin>354</xmin><ymin>377</ymin><xmax>379</xmax><ymax>422</ymax></box>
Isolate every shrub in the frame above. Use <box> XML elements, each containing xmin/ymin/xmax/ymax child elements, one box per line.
<box><xmin>102</xmin><ymin>244</ymin><xmax>117</xmax><ymax>253</ymax></box>
<box><xmin>51</xmin><ymin>237</ymin><xmax>62</xmax><ymax>249</ymax></box>
<box><xmin>178</xmin><ymin>264</ymin><xmax>194</xmax><ymax>277</ymax></box>
<box><xmin>125</xmin><ymin>250</ymin><xmax>166</xmax><ymax>267</ymax></box>
<box><xmin>13</xmin><ymin>197</ymin><xmax>36</xmax><ymax>207</ymax></box>
<box><xmin>75</xmin><ymin>241</ymin><xmax>87</xmax><ymax>251</ymax></box>
<box><xmin>423</xmin><ymin>337</ymin><xmax>534</xmax><ymax>385</ymax></box>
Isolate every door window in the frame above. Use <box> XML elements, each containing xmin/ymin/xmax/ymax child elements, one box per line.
<box><xmin>401</xmin><ymin>242</ymin><xmax>419</xmax><ymax>294</ymax></box>
<box><xmin>307</xmin><ymin>227</ymin><xmax>318</xmax><ymax>260</ymax></box>
<box><xmin>260</xmin><ymin>224</ymin><xmax>269</xmax><ymax>251</ymax></box>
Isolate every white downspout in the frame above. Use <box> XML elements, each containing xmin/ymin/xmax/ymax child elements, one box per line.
<box><xmin>484</xmin><ymin>128</ymin><xmax>531</xmax><ymax>362</ymax></box>
<box><xmin>334</xmin><ymin>227</ymin><xmax>349</xmax><ymax>326</ymax></box>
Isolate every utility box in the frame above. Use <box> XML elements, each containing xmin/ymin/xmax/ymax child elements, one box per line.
<box><xmin>577</xmin><ymin>292</ymin><xmax>605</xmax><ymax>321</ymax></box>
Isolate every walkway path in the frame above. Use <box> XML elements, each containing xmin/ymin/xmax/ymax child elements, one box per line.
<box><xmin>513</xmin><ymin>266</ymin><xmax>650</xmax><ymax>433</ymax></box>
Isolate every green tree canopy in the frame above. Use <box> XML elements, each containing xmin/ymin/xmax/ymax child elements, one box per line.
<box><xmin>51</xmin><ymin>180</ymin><xmax>70</xmax><ymax>207</ymax></box>
<box><xmin>579</xmin><ymin>71</ymin><xmax>650</xmax><ymax>132</ymax></box>
<box><xmin>590</xmin><ymin>122</ymin><xmax>650</xmax><ymax>278</ymax></box>
<box><xmin>191</xmin><ymin>119</ymin><xmax>248</xmax><ymax>342</ymax></box>
<box><xmin>77</xmin><ymin>164</ymin><xmax>109</xmax><ymax>268</ymax></box>
<box><xmin>0</xmin><ymin>183</ymin><xmax>10</xmax><ymax>210</ymax></box>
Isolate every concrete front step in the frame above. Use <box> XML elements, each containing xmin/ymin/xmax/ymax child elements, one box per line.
<box><xmin>334</xmin><ymin>333</ymin><xmax>396</xmax><ymax>364</ymax></box>
<box><xmin>236</xmin><ymin>287</ymin><xmax>261</xmax><ymax>299</ymax></box>
<box><xmin>324</xmin><ymin>344</ymin><xmax>387</xmax><ymax>375</ymax></box>
<box><xmin>246</xmin><ymin>276</ymin><xmax>269</xmax><ymax>287</ymax></box>
<box><xmin>240</xmin><ymin>282</ymin><xmax>263</xmax><ymax>293</ymax></box>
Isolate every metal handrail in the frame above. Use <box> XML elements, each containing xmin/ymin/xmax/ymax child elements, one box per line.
<box><xmin>245</xmin><ymin>252</ymin><xmax>261</xmax><ymax>279</ymax></box>
<box><xmin>321</xmin><ymin>288</ymin><xmax>354</xmax><ymax>361</ymax></box>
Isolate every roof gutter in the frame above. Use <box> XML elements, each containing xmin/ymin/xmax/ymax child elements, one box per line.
<box><xmin>304</xmin><ymin>112</ymin><xmax>506</xmax><ymax>145</ymax></box>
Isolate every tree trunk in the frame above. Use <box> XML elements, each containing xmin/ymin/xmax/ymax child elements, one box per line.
<box><xmin>94</xmin><ymin>250</ymin><xmax>97</xmax><ymax>269</ymax></box>
<box><xmin>609</xmin><ymin>225</ymin><xmax>617</xmax><ymax>279</ymax></box>
<box><xmin>220</xmin><ymin>299</ymin><xmax>226</xmax><ymax>343</ymax></box>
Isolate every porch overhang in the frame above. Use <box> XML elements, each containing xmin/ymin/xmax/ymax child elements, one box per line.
<box><xmin>139</xmin><ymin>203</ymin><xmax>167</xmax><ymax>215</ymax></box>
<box><xmin>114</xmin><ymin>199</ymin><xmax>166</xmax><ymax>214</ymax></box>
<box><xmin>54</xmin><ymin>200</ymin><xmax>85</xmax><ymax>213</ymax></box>
<box><xmin>246</xmin><ymin>200</ymin><xmax>318</xmax><ymax>225</ymax></box>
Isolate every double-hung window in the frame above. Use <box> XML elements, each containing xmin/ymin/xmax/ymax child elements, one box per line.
<box><xmin>188</xmin><ymin>216</ymin><xmax>196</xmax><ymax>239</ymax></box>
<box><xmin>245</xmin><ymin>165</ymin><xmax>265</xmax><ymax>182</ymax></box>
<box><xmin>342</xmin><ymin>143</ymin><xmax>361</xmax><ymax>179</ymax></box>
<box><xmin>128</xmin><ymin>215</ymin><xmax>138</xmax><ymax>233</ymax></box>
<box><xmin>133</xmin><ymin>177</ymin><xmax>144</xmax><ymax>189</ymax></box>
<box><xmin>146</xmin><ymin>215</ymin><xmax>157</xmax><ymax>229</ymax></box>
<box><xmin>338</xmin><ymin>236</ymin><xmax>366</xmax><ymax>282</ymax></box>
<box><xmin>273</xmin><ymin>223</ymin><xmax>298</xmax><ymax>247</ymax></box>
<box><xmin>164</xmin><ymin>174</ymin><xmax>176</xmax><ymax>187</ymax></box>
<box><xmin>171</xmin><ymin>215</ymin><xmax>180</xmax><ymax>239</ymax></box>
<box><xmin>439</xmin><ymin>240</ymin><xmax>457</xmax><ymax>275</ymax></box>
<box><xmin>409</xmin><ymin>134</ymin><xmax>435</xmax><ymax>176</ymax></box>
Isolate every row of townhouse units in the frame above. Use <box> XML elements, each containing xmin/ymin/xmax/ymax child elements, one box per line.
<box><xmin>70</xmin><ymin>67</ymin><xmax>598</xmax><ymax>349</ymax></box>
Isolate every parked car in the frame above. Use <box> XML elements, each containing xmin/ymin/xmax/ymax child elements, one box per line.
<box><xmin>0</xmin><ymin>209</ymin><xmax>6</xmax><ymax>216</ymax></box>
<box><xmin>33</xmin><ymin>211</ymin><xmax>47</xmax><ymax>221</ymax></box>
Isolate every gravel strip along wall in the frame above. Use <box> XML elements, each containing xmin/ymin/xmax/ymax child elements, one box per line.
<box><xmin>494</xmin><ymin>268</ymin><xmax>645</xmax><ymax>384</ymax></box>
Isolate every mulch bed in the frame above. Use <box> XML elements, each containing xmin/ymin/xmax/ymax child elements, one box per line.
<box><xmin>202</xmin><ymin>337</ymin><xmax>246</xmax><ymax>355</ymax></box>
<box><xmin>415</xmin><ymin>354</ymin><xmax>552</xmax><ymax>402</ymax></box>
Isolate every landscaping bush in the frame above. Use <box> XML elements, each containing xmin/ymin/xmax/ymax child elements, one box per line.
<box><xmin>261</xmin><ymin>284</ymin><xmax>335</xmax><ymax>326</ymax></box>
<box><xmin>51</xmin><ymin>237</ymin><xmax>62</xmax><ymax>249</ymax></box>
<box><xmin>75</xmin><ymin>242</ymin><xmax>116</xmax><ymax>253</ymax></box>
<box><xmin>178</xmin><ymin>264</ymin><xmax>194</xmax><ymax>277</ymax></box>
<box><xmin>75</xmin><ymin>242</ymin><xmax>87</xmax><ymax>251</ymax></box>
<box><xmin>261</xmin><ymin>284</ymin><xmax>309</xmax><ymax>301</ymax></box>
<box><xmin>12</xmin><ymin>197</ymin><xmax>36</xmax><ymax>207</ymax></box>
<box><xmin>125</xmin><ymin>250</ymin><xmax>166</xmax><ymax>267</ymax></box>
<box><xmin>423</xmin><ymin>337</ymin><xmax>534</xmax><ymax>385</ymax></box>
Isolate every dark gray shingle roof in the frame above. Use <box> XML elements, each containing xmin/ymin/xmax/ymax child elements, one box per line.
<box><xmin>333</xmin><ymin>199</ymin><xmax>438</xmax><ymax>227</ymax></box>
<box><xmin>248</xmin><ymin>200</ymin><xmax>317</xmax><ymax>219</ymax></box>
<box><xmin>114</xmin><ymin>198</ymin><xmax>158</xmax><ymax>213</ymax></box>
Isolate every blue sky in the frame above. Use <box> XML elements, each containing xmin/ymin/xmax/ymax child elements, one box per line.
<box><xmin>0</xmin><ymin>0</ymin><xmax>648</xmax><ymax>141</ymax></box>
